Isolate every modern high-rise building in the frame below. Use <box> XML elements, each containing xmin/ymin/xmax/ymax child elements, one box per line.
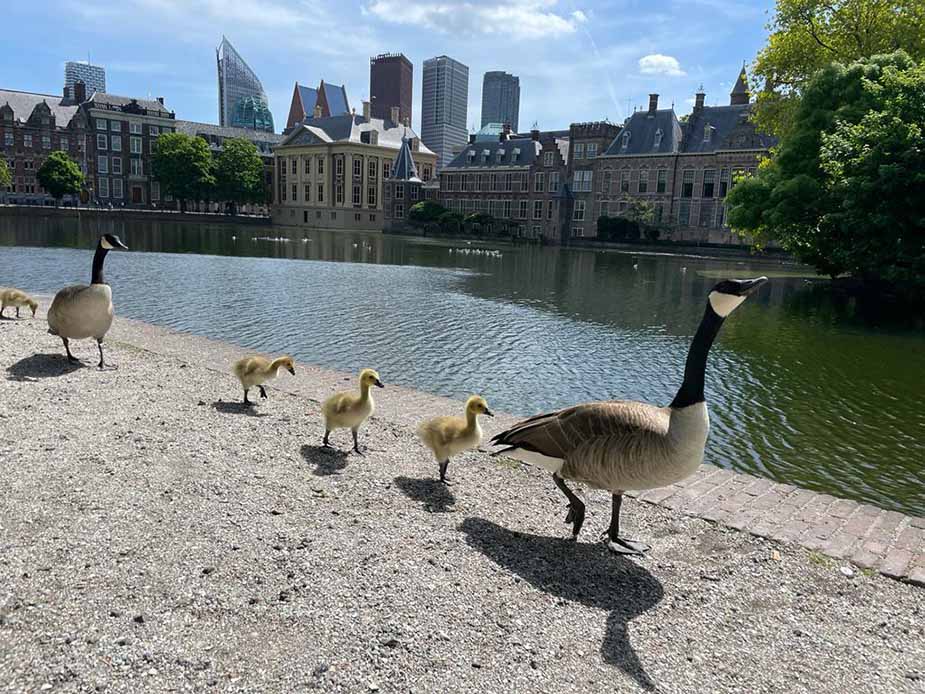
<box><xmin>216</xmin><ymin>36</ymin><xmax>274</xmax><ymax>132</ymax></box>
<box><xmin>64</xmin><ymin>61</ymin><xmax>106</xmax><ymax>99</ymax></box>
<box><xmin>421</xmin><ymin>55</ymin><xmax>468</xmax><ymax>169</ymax></box>
<box><xmin>370</xmin><ymin>53</ymin><xmax>412</xmax><ymax>124</ymax></box>
<box><xmin>481</xmin><ymin>71</ymin><xmax>520</xmax><ymax>133</ymax></box>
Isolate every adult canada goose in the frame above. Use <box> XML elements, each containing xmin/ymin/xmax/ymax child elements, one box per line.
<box><xmin>0</xmin><ymin>288</ymin><xmax>38</xmax><ymax>319</ymax></box>
<box><xmin>47</xmin><ymin>234</ymin><xmax>129</xmax><ymax>368</ymax></box>
<box><xmin>491</xmin><ymin>277</ymin><xmax>768</xmax><ymax>556</ymax></box>
<box><xmin>322</xmin><ymin>368</ymin><xmax>384</xmax><ymax>454</ymax></box>
<box><xmin>417</xmin><ymin>395</ymin><xmax>494</xmax><ymax>484</ymax></box>
<box><xmin>232</xmin><ymin>355</ymin><xmax>296</xmax><ymax>405</ymax></box>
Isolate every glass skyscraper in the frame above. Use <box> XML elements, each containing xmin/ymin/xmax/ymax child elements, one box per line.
<box><xmin>421</xmin><ymin>55</ymin><xmax>468</xmax><ymax>169</ymax></box>
<box><xmin>481</xmin><ymin>71</ymin><xmax>520</xmax><ymax>134</ymax></box>
<box><xmin>65</xmin><ymin>61</ymin><xmax>106</xmax><ymax>98</ymax></box>
<box><xmin>216</xmin><ymin>36</ymin><xmax>275</xmax><ymax>132</ymax></box>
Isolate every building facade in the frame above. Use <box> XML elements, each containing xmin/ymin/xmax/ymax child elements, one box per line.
<box><xmin>480</xmin><ymin>71</ymin><xmax>520</xmax><ymax>133</ymax></box>
<box><xmin>285</xmin><ymin>81</ymin><xmax>350</xmax><ymax>131</ymax></box>
<box><xmin>420</xmin><ymin>55</ymin><xmax>468</xmax><ymax>170</ymax></box>
<box><xmin>216</xmin><ymin>36</ymin><xmax>274</xmax><ymax>132</ymax></box>
<box><xmin>382</xmin><ymin>136</ymin><xmax>424</xmax><ymax>231</ymax></box>
<box><xmin>65</xmin><ymin>61</ymin><xmax>105</xmax><ymax>100</ymax></box>
<box><xmin>370</xmin><ymin>53</ymin><xmax>412</xmax><ymax>125</ymax></box>
<box><xmin>437</xmin><ymin>128</ymin><xmax>571</xmax><ymax>240</ymax></box>
<box><xmin>565</xmin><ymin>121</ymin><xmax>623</xmax><ymax>239</ymax></box>
<box><xmin>272</xmin><ymin>106</ymin><xmax>436</xmax><ymax>231</ymax></box>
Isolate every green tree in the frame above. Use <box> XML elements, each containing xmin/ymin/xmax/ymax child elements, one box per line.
<box><xmin>0</xmin><ymin>159</ymin><xmax>11</xmax><ymax>190</ymax></box>
<box><xmin>213</xmin><ymin>138</ymin><xmax>265</xmax><ymax>214</ymax></box>
<box><xmin>151</xmin><ymin>132</ymin><xmax>215</xmax><ymax>212</ymax></box>
<box><xmin>437</xmin><ymin>210</ymin><xmax>463</xmax><ymax>235</ymax></box>
<box><xmin>408</xmin><ymin>200</ymin><xmax>447</xmax><ymax>225</ymax></box>
<box><xmin>727</xmin><ymin>51</ymin><xmax>925</xmax><ymax>295</ymax></box>
<box><xmin>753</xmin><ymin>0</ymin><xmax>925</xmax><ymax>137</ymax></box>
<box><xmin>36</xmin><ymin>151</ymin><xmax>84</xmax><ymax>203</ymax></box>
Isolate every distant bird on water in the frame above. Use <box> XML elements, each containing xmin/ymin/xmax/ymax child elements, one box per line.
<box><xmin>322</xmin><ymin>368</ymin><xmax>384</xmax><ymax>454</ymax></box>
<box><xmin>491</xmin><ymin>277</ymin><xmax>768</xmax><ymax>555</ymax></box>
<box><xmin>232</xmin><ymin>355</ymin><xmax>296</xmax><ymax>405</ymax></box>
<box><xmin>47</xmin><ymin>234</ymin><xmax>128</xmax><ymax>368</ymax></box>
<box><xmin>417</xmin><ymin>395</ymin><xmax>494</xmax><ymax>484</ymax></box>
<box><xmin>0</xmin><ymin>288</ymin><xmax>38</xmax><ymax>319</ymax></box>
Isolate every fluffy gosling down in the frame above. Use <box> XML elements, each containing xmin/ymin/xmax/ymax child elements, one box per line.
<box><xmin>322</xmin><ymin>368</ymin><xmax>384</xmax><ymax>454</ymax></box>
<box><xmin>232</xmin><ymin>355</ymin><xmax>296</xmax><ymax>405</ymax></box>
<box><xmin>417</xmin><ymin>395</ymin><xmax>494</xmax><ymax>484</ymax></box>
<box><xmin>0</xmin><ymin>288</ymin><xmax>38</xmax><ymax>319</ymax></box>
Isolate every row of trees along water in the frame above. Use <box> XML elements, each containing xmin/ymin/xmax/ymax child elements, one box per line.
<box><xmin>0</xmin><ymin>134</ymin><xmax>266</xmax><ymax>215</ymax></box>
<box><xmin>726</xmin><ymin>0</ymin><xmax>925</xmax><ymax>301</ymax></box>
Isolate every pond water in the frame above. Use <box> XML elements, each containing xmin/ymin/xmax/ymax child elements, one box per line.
<box><xmin>1</xmin><ymin>214</ymin><xmax>923</xmax><ymax>516</ymax></box>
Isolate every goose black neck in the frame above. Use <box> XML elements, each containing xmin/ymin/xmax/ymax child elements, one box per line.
<box><xmin>91</xmin><ymin>245</ymin><xmax>109</xmax><ymax>285</ymax></box>
<box><xmin>670</xmin><ymin>302</ymin><xmax>724</xmax><ymax>409</ymax></box>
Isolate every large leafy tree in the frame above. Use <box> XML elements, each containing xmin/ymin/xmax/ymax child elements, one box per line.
<box><xmin>0</xmin><ymin>159</ymin><xmax>11</xmax><ymax>190</ymax></box>
<box><xmin>727</xmin><ymin>51</ymin><xmax>925</xmax><ymax>295</ymax></box>
<box><xmin>151</xmin><ymin>132</ymin><xmax>215</xmax><ymax>211</ymax></box>
<box><xmin>36</xmin><ymin>151</ymin><xmax>84</xmax><ymax>202</ymax></box>
<box><xmin>213</xmin><ymin>138</ymin><xmax>265</xmax><ymax>213</ymax></box>
<box><xmin>753</xmin><ymin>0</ymin><xmax>925</xmax><ymax>137</ymax></box>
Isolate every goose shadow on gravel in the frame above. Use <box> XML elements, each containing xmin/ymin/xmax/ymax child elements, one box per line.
<box><xmin>393</xmin><ymin>476</ymin><xmax>456</xmax><ymax>512</ymax></box>
<box><xmin>459</xmin><ymin>517</ymin><xmax>664</xmax><ymax>691</ymax></box>
<box><xmin>7</xmin><ymin>353</ymin><xmax>84</xmax><ymax>381</ymax></box>
<box><xmin>301</xmin><ymin>444</ymin><xmax>349</xmax><ymax>476</ymax></box>
<box><xmin>211</xmin><ymin>400</ymin><xmax>269</xmax><ymax>417</ymax></box>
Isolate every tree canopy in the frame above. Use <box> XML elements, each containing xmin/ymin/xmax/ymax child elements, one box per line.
<box><xmin>727</xmin><ymin>51</ymin><xmax>925</xmax><ymax>295</ymax></box>
<box><xmin>213</xmin><ymin>138</ymin><xmax>265</xmax><ymax>212</ymax></box>
<box><xmin>0</xmin><ymin>159</ymin><xmax>11</xmax><ymax>190</ymax></box>
<box><xmin>151</xmin><ymin>132</ymin><xmax>215</xmax><ymax>209</ymax></box>
<box><xmin>408</xmin><ymin>200</ymin><xmax>446</xmax><ymax>224</ymax></box>
<box><xmin>36</xmin><ymin>151</ymin><xmax>84</xmax><ymax>201</ymax></box>
<box><xmin>753</xmin><ymin>0</ymin><xmax>925</xmax><ymax>137</ymax></box>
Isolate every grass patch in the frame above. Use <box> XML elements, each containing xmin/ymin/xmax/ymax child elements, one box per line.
<box><xmin>807</xmin><ymin>551</ymin><xmax>832</xmax><ymax>567</ymax></box>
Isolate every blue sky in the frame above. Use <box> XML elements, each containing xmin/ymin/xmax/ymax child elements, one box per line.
<box><xmin>3</xmin><ymin>0</ymin><xmax>774</xmax><ymax>133</ymax></box>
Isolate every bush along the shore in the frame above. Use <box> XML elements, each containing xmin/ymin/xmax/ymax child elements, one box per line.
<box><xmin>36</xmin><ymin>151</ymin><xmax>84</xmax><ymax>204</ymax></box>
<box><xmin>406</xmin><ymin>202</ymin><xmax>522</xmax><ymax>239</ymax></box>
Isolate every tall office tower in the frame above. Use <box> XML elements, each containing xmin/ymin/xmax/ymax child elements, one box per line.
<box><xmin>481</xmin><ymin>71</ymin><xmax>520</xmax><ymax>133</ymax></box>
<box><xmin>216</xmin><ymin>36</ymin><xmax>275</xmax><ymax>132</ymax></box>
<box><xmin>421</xmin><ymin>56</ymin><xmax>468</xmax><ymax>169</ymax></box>
<box><xmin>370</xmin><ymin>53</ymin><xmax>412</xmax><ymax>124</ymax></box>
<box><xmin>65</xmin><ymin>61</ymin><xmax>106</xmax><ymax>99</ymax></box>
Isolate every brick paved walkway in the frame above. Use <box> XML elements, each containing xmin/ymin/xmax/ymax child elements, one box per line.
<box><xmin>628</xmin><ymin>465</ymin><xmax>925</xmax><ymax>586</ymax></box>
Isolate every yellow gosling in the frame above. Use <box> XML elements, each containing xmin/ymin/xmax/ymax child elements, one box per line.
<box><xmin>0</xmin><ymin>288</ymin><xmax>38</xmax><ymax>319</ymax></box>
<box><xmin>232</xmin><ymin>355</ymin><xmax>296</xmax><ymax>405</ymax></box>
<box><xmin>322</xmin><ymin>368</ymin><xmax>384</xmax><ymax>454</ymax></box>
<box><xmin>417</xmin><ymin>395</ymin><xmax>494</xmax><ymax>484</ymax></box>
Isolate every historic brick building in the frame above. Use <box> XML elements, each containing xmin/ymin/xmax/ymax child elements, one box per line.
<box><xmin>566</xmin><ymin>121</ymin><xmax>622</xmax><ymax>238</ymax></box>
<box><xmin>437</xmin><ymin>127</ymin><xmax>572</xmax><ymax>240</ymax></box>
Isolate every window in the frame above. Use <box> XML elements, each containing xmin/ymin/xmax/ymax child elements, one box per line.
<box><xmin>495</xmin><ymin>149</ymin><xmax>503</xmax><ymax>163</ymax></box>
<box><xmin>395</xmin><ymin>203</ymin><xmax>403</xmax><ymax>218</ymax></box>
<box><xmin>4</xmin><ymin>132</ymin><xmax>12</xmax><ymax>147</ymax></box>
<box><xmin>151</xmin><ymin>181</ymin><xmax>160</xmax><ymax>201</ymax></box>
<box><xmin>281</xmin><ymin>185</ymin><xmax>287</xmax><ymax>202</ymax></box>
<box><xmin>573</xmin><ymin>200</ymin><xmax>586</xmax><ymax>221</ymax></box>
<box><xmin>335</xmin><ymin>184</ymin><xmax>344</xmax><ymax>204</ymax></box>
<box><xmin>112</xmin><ymin>178</ymin><xmax>123</xmax><ymax>199</ymax></box>
<box><xmin>111</xmin><ymin>135</ymin><xmax>122</xmax><ymax>152</ymax></box>
<box><xmin>354</xmin><ymin>213</ymin><xmax>361</xmax><ymax>222</ymax></box>
<box><xmin>656</xmin><ymin>169</ymin><xmax>667</xmax><ymax>193</ymax></box>
<box><xmin>130</xmin><ymin>136</ymin><xmax>142</xmax><ymax>154</ymax></box>
<box><xmin>702</xmin><ymin>169</ymin><xmax>716</xmax><ymax>198</ymax></box>
<box><xmin>97</xmin><ymin>119</ymin><xmax>107</xmax><ymax>130</ymax></box>
<box><xmin>110</xmin><ymin>120</ymin><xmax>121</xmax><ymax>132</ymax></box>
<box><xmin>317</xmin><ymin>183</ymin><xmax>324</xmax><ymax>202</ymax></box>
<box><xmin>682</xmin><ymin>170</ymin><xmax>694</xmax><ymax>198</ymax></box>
<box><xmin>699</xmin><ymin>201</ymin><xmax>714</xmax><ymax>227</ymax></box>
<box><xmin>410</xmin><ymin>185</ymin><xmax>418</xmax><ymax>200</ymax></box>
<box><xmin>335</xmin><ymin>158</ymin><xmax>344</xmax><ymax>176</ymax></box>
<box><xmin>572</xmin><ymin>170</ymin><xmax>592</xmax><ymax>192</ymax></box>
<box><xmin>291</xmin><ymin>159</ymin><xmax>297</xmax><ymax>175</ymax></box>
<box><xmin>586</xmin><ymin>143</ymin><xmax>598</xmax><ymax>158</ymax></box>
<box><xmin>547</xmin><ymin>200</ymin><xmax>554</xmax><ymax>219</ymax></box>
<box><xmin>423</xmin><ymin>165</ymin><xmax>432</xmax><ymax>181</ymax></box>
<box><xmin>130</xmin><ymin>158</ymin><xmax>142</xmax><ymax>176</ymax></box>
<box><xmin>395</xmin><ymin>184</ymin><xmax>404</xmax><ymax>199</ymax></box>
<box><xmin>572</xmin><ymin>227</ymin><xmax>584</xmax><ymax>237</ymax></box>
<box><xmin>24</xmin><ymin>134</ymin><xmax>32</xmax><ymax>148</ymax></box>
<box><xmin>574</xmin><ymin>143</ymin><xmax>584</xmax><ymax>159</ymax></box>
<box><xmin>532</xmin><ymin>225</ymin><xmax>542</xmax><ymax>237</ymax></box>
<box><xmin>42</xmin><ymin>135</ymin><xmax>51</xmax><ymax>149</ymax></box>
<box><xmin>352</xmin><ymin>185</ymin><xmax>361</xmax><ymax>205</ymax></box>
<box><xmin>111</xmin><ymin>157</ymin><xmax>122</xmax><ymax>174</ymax></box>
<box><xmin>150</xmin><ymin>139</ymin><xmax>157</xmax><ymax>154</ymax></box>
<box><xmin>549</xmin><ymin>171</ymin><xmax>560</xmax><ymax>193</ymax></box>
<box><xmin>703</xmin><ymin>124</ymin><xmax>713</xmax><ymax>143</ymax></box>
<box><xmin>719</xmin><ymin>169</ymin><xmax>730</xmax><ymax>197</ymax></box>
<box><xmin>292</xmin><ymin>183</ymin><xmax>298</xmax><ymax>201</ymax></box>
<box><xmin>653</xmin><ymin>129</ymin><xmax>663</xmax><ymax>149</ymax></box>
<box><xmin>96</xmin><ymin>134</ymin><xmax>107</xmax><ymax>150</ymax></box>
<box><xmin>149</xmin><ymin>125</ymin><xmax>159</xmax><ymax>135</ymax></box>
<box><xmin>716</xmin><ymin>205</ymin><xmax>726</xmax><ymax>227</ymax></box>
<box><xmin>304</xmin><ymin>184</ymin><xmax>311</xmax><ymax>202</ymax></box>
<box><xmin>318</xmin><ymin>158</ymin><xmax>325</xmax><ymax>175</ymax></box>
<box><xmin>654</xmin><ymin>204</ymin><xmax>663</xmax><ymax>222</ymax></box>
<box><xmin>600</xmin><ymin>201</ymin><xmax>609</xmax><ymax>217</ymax></box>
<box><xmin>305</xmin><ymin>158</ymin><xmax>311</xmax><ymax>175</ymax></box>
<box><xmin>638</xmin><ymin>171</ymin><xmax>649</xmax><ymax>194</ymax></box>
<box><xmin>518</xmin><ymin>200</ymin><xmax>528</xmax><ymax>218</ymax></box>
<box><xmin>621</xmin><ymin>132</ymin><xmax>631</xmax><ymax>149</ymax></box>
<box><xmin>331</xmin><ymin>211</ymin><xmax>336</xmax><ymax>220</ymax></box>
<box><xmin>367</xmin><ymin>187</ymin><xmax>376</xmax><ymax>206</ymax></box>
<box><xmin>490</xmin><ymin>174</ymin><xmax>498</xmax><ymax>191</ymax></box>
<box><xmin>353</xmin><ymin>159</ymin><xmax>362</xmax><ymax>178</ymax></box>
<box><xmin>130</xmin><ymin>122</ymin><xmax>142</xmax><ymax>134</ymax></box>
<box><xmin>544</xmin><ymin>151</ymin><xmax>554</xmax><ymax>166</ymax></box>
<box><xmin>533</xmin><ymin>200</ymin><xmax>543</xmax><ymax>220</ymax></box>
<box><xmin>678</xmin><ymin>200</ymin><xmax>691</xmax><ymax>225</ymax></box>
<box><xmin>97</xmin><ymin>155</ymin><xmax>108</xmax><ymax>174</ymax></box>
<box><xmin>534</xmin><ymin>173</ymin><xmax>545</xmax><ymax>192</ymax></box>
<box><xmin>59</xmin><ymin>136</ymin><xmax>68</xmax><ymax>150</ymax></box>
<box><xmin>620</xmin><ymin>171</ymin><xmax>630</xmax><ymax>193</ymax></box>
<box><xmin>98</xmin><ymin>176</ymin><xmax>109</xmax><ymax>197</ymax></box>
<box><xmin>370</xmin><ymin>214</ymin><xmax>376</xmax><ymax>222</ymax></box>
<box><xmin>503</xmin><ymin>200</ymin><xmax>512</xmax><ymax>218</ymax></box>
<box><xmin>368</xmin><ymin>159</ymin><xmax>377</xmax><ymax>179</ymax></box>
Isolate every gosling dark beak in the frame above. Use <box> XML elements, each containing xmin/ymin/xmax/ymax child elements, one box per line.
<box><xmin>485</xmin><ymin>409</ymin><xmax>495</xmax><ymax>417</ymax></box>
<box><xmin>734</xmin><ymin>276</ymin><xmax>768</xmax><ymax>296</ymax></box>
<box><xmin>375</xmin><ymin>379</ymin><xmax>385</xmax><ymax>388</ymax></box>
<box><xmin>288</xmin><ymin>367</ymin><xmax>296</xmax><ymax>375</ymax></box>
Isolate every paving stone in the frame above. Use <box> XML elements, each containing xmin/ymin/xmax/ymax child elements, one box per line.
<box><xmin>893</xmin><ymin>526</ymin><xmax>925</xmax><ymax>554</ymax></box>
<box><xmin>772</xmin><ymin>519</ymin><xmax>810</xmax><ymax>544</ymax></box>
<box><xmin>638</xmin><ymin>486</ymin><xmax>677</xmax><ymax>504</ymax></box>
<box><xmin>880</xmin><ymin>549</ymin><xmax>913</xmax><ymax>580</ymax></box>
<box><xmin>828</xmin><ymin>498</ymin><xmax>859</xmax><ymax>519</ymax></box>
<box><xmin>843</xmin><ymin>509</ymin><xmax>883</xmax><ymax>537</ymax></box>
<box><xmin>909</xmin><ymin>516</ymin><xmax>925</xmax><ymax>530</ymax></box>
<box><xmin>822</xmin><ymin>531</ymin><xmax>863</xmax><ymax>560</ymax></box>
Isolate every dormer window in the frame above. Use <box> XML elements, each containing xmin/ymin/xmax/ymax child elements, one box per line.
<box><xmin>512</xmin><ymin>147</ymin><xmax>521</xmax><ymax>161</ymax></box>
<box><xmin>622</xmin><ymin>131</ymin><xmax>631</xmax><ymax>149</ymax></box>
<box><xmin>482</xmin><ymin>149</ymin><xmax>490</xmax><ymax>162</ymax></box>
<box><xmin>653</xmin><ymin>129</ymin><xmax>662</xmax><ymax>149</ymax></box>
<box><xmin>495</xmin><ymin>149</ymin><xmax>503</xmax><ymax>163</ymax></box>
<box><xmin>703</xmin><ymin>124</ymin><xmax>714</xmax><ymax>143</ymax></box>
<box><xmin>467</xmin><ymin>149</ymin><xmax>476</xmax><ymax>162</ymax></box>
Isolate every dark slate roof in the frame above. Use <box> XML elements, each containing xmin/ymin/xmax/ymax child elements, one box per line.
<box><xmin>322</xmin><ymin>83</ymin><xmax>349</xmax><ymax>115</ymax></box>
<box><xmin>87</xmin><ymin>92</ymin><xmax>173</xmax><ymax>115</ymax></box>
<box><xmin>297</xmin><ymin>85</ymin><xmax>318</xmax><ymax>115</ymax></box>
<box><xmin>681</xmin><ymin>104</ymin><xmax>776</xmax><ymax>153</ymax></box>
<box><xmin>731</xmin><ymin>68</ymin><xmax>749</xmax><ymax>97</ymax></box>
<box><xmin>390</xmin><ymin>137</ymin><xmax>420</xmax><ymax>181</ymax></box>
<box><xmin>443</xmin><ymin>137</ymin><xmax>541</xmax><ymax>169</ymax></box>
<box><xmin>279</xmin><ymin>114</ymin><xmax>434</xmax><ymax>154</ymax></box>
<box><xmin>0</xmin><ymin>89</ymin><xmax>79</xmax><ymax>125</ymax></box>
<box><xmin>604</xmin><ymin>109</ymin><xmax>681</xmax><ymax>155</ymax></box>
<box><xmin>175</xmin><ymin>119</ymin><xmax>283</xmax><ymax>144</ymax></box>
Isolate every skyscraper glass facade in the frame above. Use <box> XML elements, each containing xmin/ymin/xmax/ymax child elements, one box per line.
<box><xmin>421</xmin><ymin>56</ymin><xmax>468</xmax><ymax>169</ymax></box>
<box><xmin>216</xmin><ymin>37</ymin><xmax>275</xmax><ymax>132</ymax></box>
<box><xmin>65</xmin><ymin>61</ymin><xmax>106</xmax><ymax>97</ymax></box>
<box><xmin>481</xmin><ymin>71</ymin><xmax>520</xmax><ymax>133</ymax></box>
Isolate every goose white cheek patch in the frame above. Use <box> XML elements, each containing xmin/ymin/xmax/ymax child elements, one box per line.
<box><xmin>708</xmin><ymin>291</ymin><xmax>746</xmax><ymax>317</ymax></box>
<box><xmin>101</xmin><ymin>238</ymin><xmax>114</xmax><ymax>250</ymax></box>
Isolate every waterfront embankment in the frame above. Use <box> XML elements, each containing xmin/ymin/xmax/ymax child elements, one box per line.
<box><xmin>1</xmin><ymin>309</ymin><xmax>923</xmax><ymax>693</ymax></box>
<box><xmin>0</xmin><ymin>204</ymin><xmax>270</xmax><ymax>226</ymax></box>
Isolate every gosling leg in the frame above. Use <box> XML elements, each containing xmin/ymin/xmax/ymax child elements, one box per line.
<box><xmin>63</xmin><ymin>337</ymin><xmax>79</xmax><ymax>364</ymax></box>
<box><xmin>243</xmin><ymin>389</ymin><xmax>252</xmax><ymax>405</ymax></box>
<box><xmin>322</xmin><ymin>430</ymin><xmax>332</xmax><ymax>448</ymax></box>
<box><xmin>352</xmin><ymin>428</ymin><xmax>364</xmax><ymax>456</ymax></box>
<box><xmin>259</xmin><ymin>385</ymin><xmax>268</xmax><ymax>400</ymax></box>
<box><xmin>604</xmin><ymin>493</ymin><xmax>650</xmax><ymax>556</ymax></box>
<box><xmin>439</xmin><ymin>459</ymin><xmax>451</xmax><ymax>485</ymax></box>
<box><xmin>16</xmin><ymin>307</ymin><xmax>20</xmax><ymax>319</ymax></box>
<box><xmin>553</xmin><ymin>473</ymin><xmax>586</xmax><ymax>538</ymax></box>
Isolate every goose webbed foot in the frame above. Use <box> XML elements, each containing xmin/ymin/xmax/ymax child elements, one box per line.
<box><xmin>322</xmin><ymin>431</ymin><xmax>333</xmax><ymax>448</ymax></box>
<box><xmin>259</xmin><ymin>386</ymin><xmax>268</xmax><ymax>399</ymax></box>
<box><xmin>96</xmin><ymin>339</ymin><xmax>117</xmax><ymax>370</ymax></box>
<box><xmin>63</xmin><ymin>338</ymin><xmax>80</xmax><ymax>363</ymax></box>
<box><xmin>439</xmin><ymin>460</ymin><xmax>452</xmax><ymax>485</ymax></box>
<box><xmin>553</xmin><ymin>473</ymin><xmax>586</xmax><ymax>538</ymax></box>
<box><xmin>605</xmin><ymin>537</ymin><xmax>651</xmax><ymax>556</ymax></box>
<box><xmin>351</xmin><ymin>430</ymin><xmax>365</xmax><ymax>456</ymax></box>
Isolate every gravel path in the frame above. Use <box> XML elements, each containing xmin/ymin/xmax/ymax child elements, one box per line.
<box><xmin>1</xmin><ymin>309</ymin><xmax>923</xmax><ymax>694</ymax></box>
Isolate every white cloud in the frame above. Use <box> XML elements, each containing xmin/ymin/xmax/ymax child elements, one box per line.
<box><xmin>571</xmin><ymin>9</ymin><xmax>588</xmax><ymax>23</ymax></box>
<box><xmin>638</xmin><ymin>53</ymin><xmax>686</xmax><ymax>77</ymax></box>
<box><xmin>365</xmin><ymin>0</ymin><xmax>580</xmax><ymax>39</ymax></box>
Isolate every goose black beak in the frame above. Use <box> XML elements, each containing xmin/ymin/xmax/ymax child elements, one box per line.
<box><xmin>485</xmin><ymin>409</ymin><xmax>495</xmax><ymax>417</ymax></box>
<box><xmin>375</xmin><ymin>379</ymin><xmax>385</xmax><ymax>388</ymax></box>
<box><xmin>730</xmin><ymin>276</ymin><xmax>768</xmax><ymax>296</ymax></box>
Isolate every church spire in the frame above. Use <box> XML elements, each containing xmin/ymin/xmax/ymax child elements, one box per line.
<box><xmin>730</xmin><ymin>64</ymin><xmax>750</xmax><ymax>105</ymax></box>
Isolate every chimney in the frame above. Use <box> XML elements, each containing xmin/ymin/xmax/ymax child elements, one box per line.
<box><xmin>313</xmin><ymin>104</ymin><xmax>322</xmax><ymax>119</ymax></box>
<box><xmin>390</xmin><ymin>106</ymin><xmax>400</xmax><ymax>124</ymax></box>
<box><xmin>648</xmin><ymin>93</ymin><xmax>659</xmax><ymax>114</ymax></box>
<box><xmin>362</xmin><ymin>100</ymin><xmax>370</xmax><ymax>121</ymax></box>
<box><xmin>73</xmin><ymin>80</ymin><xmax>87</xmax><ymax>104</ymax></box>
<box><xmin>468</xmin><ymin>134</ymin><xmax>476</xmax><ymax>144</ymax></box>
<box><xmin>156</xmin><ymin>96</ymin><xmax>165</xmax><ymax>105</ymax></box>
<box><xmin>530</xmin><ymin>128</ymin><xmax>540</xmax><ymax>141</ymax></box>
<box><xmin>502</xmin><ymin>122</ymin><xmax>512</xmax><ymax>135</ymax></box>
<box><xmin>694</xmin><ymin>87</ymin><xmax>705</xmax><ymax>111</ymax></box>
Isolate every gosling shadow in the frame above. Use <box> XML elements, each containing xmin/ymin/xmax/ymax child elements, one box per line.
<box><xmin>459</xmin><ymin>517</ymin><xmax>664</xmax><ymax>691</ymax></box>
<box><xmin>393</xmin><ymin>476</ymin><xmax>456</xmax><ymax>513</ymax></box>
<box><xmin>211</xmin><ymin>400</ymin><xmax>268</xmax><ymax>417</ymax></box>
<box><xmin>301</xmin><ymin>444</ymin><xmax>349</xmax><ymax>476</ymax></box>
<box><xmin>7</xmin><ymin>353</ymin><xmax>84</xmax><ymax>381</ymax></box>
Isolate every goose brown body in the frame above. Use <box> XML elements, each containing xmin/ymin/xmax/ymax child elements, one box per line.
<box><xmin>47</xmin><ymin>284</ymin><xmax>114</xmax><ymax>340</ymax></box>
